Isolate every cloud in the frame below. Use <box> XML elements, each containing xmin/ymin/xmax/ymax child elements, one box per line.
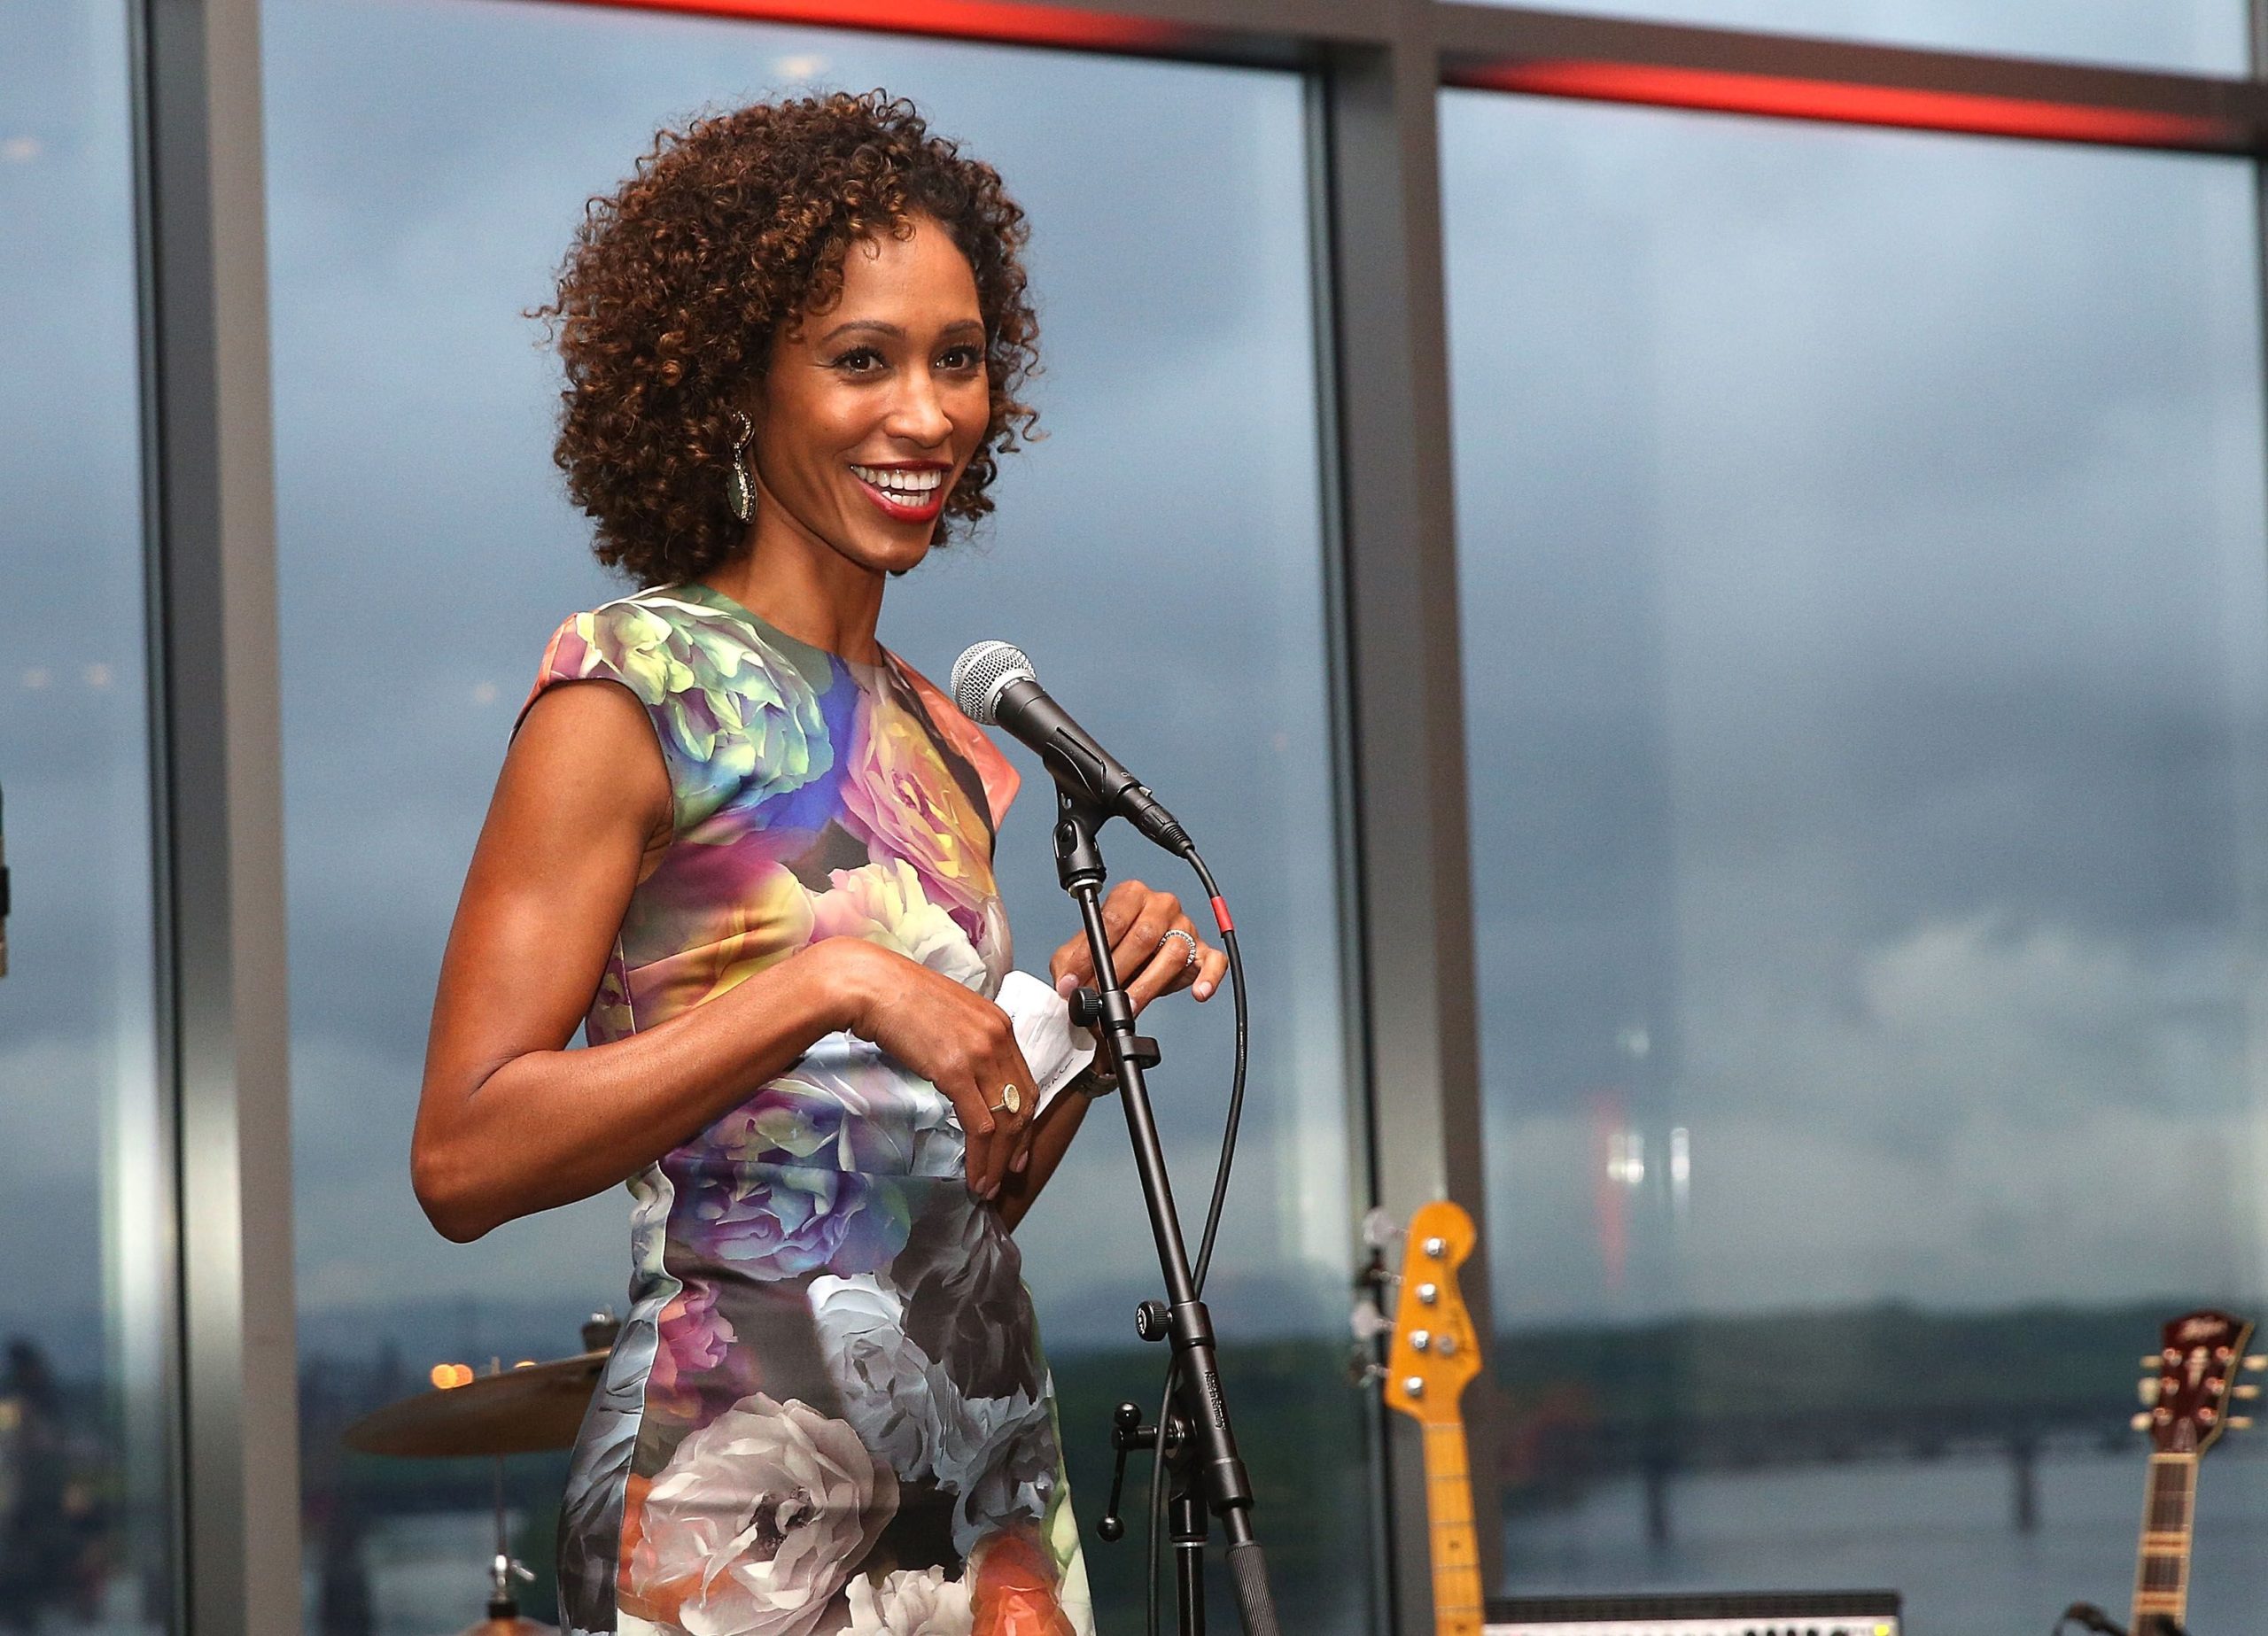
<box><xmin>290</xmin><ymin>1033</ymin><xmax>624</xmax><ymax>1312</ymax></box>
<box><xmin>1489</xmin><ymin>913</ymin><xmax>2268</xmax><ymax>1323</ymax></box>
<box><xmin>1445</xmin><ymin>93</ymin><xmax>2268</xmax><ymax>1325</ymax></box>
<box><xmin>256</xmin><ymin>0</ymin><xmax>1348</xmax><ymax>1350</ymax></box>
<box><xmin>20</xmin><ymin>0</ymin><xmax>2265</xmax><ymax>1371</ymax></box>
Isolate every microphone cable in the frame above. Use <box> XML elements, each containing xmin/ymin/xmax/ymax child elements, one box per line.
<box><xmin>1187</xmin><ymin>847</ymin><xmax>1248</xmax><ymax>1291</ymax></box>
<box><xmin>1138</xmin><ymin>842</ymin><xmax>1250</xmax><ymax>1636</ymax></box>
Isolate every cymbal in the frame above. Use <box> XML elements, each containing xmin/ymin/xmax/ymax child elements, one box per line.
<box><xmin>341</xmin><ymin>1352</ymin><xmax>606</xmax><ymax>1458</ymax></box>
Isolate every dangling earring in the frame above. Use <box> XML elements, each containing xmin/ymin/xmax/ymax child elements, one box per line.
<box><xmin>726</xmin><ymin>410</ymin><xmax>756</xmax><ymax>524</ymax></box>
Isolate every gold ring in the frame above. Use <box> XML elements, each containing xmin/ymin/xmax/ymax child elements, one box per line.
<box><xmin>990</xmin><ymin>1083</ymin><xmax>1021</xmax><ymax>1117</ymax></box>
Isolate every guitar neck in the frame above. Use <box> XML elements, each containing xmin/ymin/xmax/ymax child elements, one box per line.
<box><xmin>2132</xmin><ymin>1453</ymin><xmax>2199</xmax><ymax>1632</ymax></box>
<box><xmin>1422</xmin><ymin>1419</ymin><xmax>1484</xmax><ymax>1636</ymax></box>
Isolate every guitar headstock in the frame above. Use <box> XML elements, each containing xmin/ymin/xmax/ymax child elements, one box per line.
<box><xmin>2134</xmin><ymin>1309</ymin><xmax>2262</xmax><ymax>1455</ymax></box>
<box><xmin>1382</xmin><ymin>1200</ymin><xmax>1480</xmax><ymax>1425</ymax></box>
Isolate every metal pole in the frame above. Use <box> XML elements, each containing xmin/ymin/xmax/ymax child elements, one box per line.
<box><xmin>129</xmin><ymin>0</ymin><xmax>298</xmax><ymax>1620</ymax></box>
<box><xmin>1317</xmin><ymin>4</ymin><xmax>1501</xmax><ymax>1624</ymax></box>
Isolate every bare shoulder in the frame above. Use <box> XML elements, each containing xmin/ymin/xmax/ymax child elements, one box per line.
<box><xmin>491</xmin><ymin>678</ymin><xmax>672</xmax><ymax>865</ymax></box>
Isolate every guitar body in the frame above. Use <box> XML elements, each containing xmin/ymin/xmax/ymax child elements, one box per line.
<box><xmin>1381</xmin><ymin>1201</ymin><xmax>1486</xmax><ymax>1636</ymax></box>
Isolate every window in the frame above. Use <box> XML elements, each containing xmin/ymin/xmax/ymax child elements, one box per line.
<box><xmin>266</xmin><ymin>3</ymin><xmax>1367</xmax><ymax>1625</ymax></box>
<box><xmin>0</xmin><ymin>0</ymin><xmax>172</xmax><ymax>1627</ymax></box>
<box><xmin>1458</xmin><ymin>0</ymin><xmax>2248</xmax><ymax>77</ymax></box>
<box><xmin>1445</xmin><ymin>89</ymin><xmax>2268</xmax><ymax>1631</ymax></box>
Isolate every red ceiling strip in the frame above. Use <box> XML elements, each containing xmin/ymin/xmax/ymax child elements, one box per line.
<box><xmin>541</xmin><ymin>0</ymin><xmax>1194</xmax><ymax>51</ymax></box>
<box><xmin>1459</xmin><ymin>59</ymin><xmax>2242</xmax><ymax>150</ymax></box>
<box><xmin>520</xmin><ymin>0</ymin><xmax>2247</xmax><ymax>151</ymax></box>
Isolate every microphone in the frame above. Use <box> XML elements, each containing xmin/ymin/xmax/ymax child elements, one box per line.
<box><xmin>951</xmin><ymin>640</ymin><xmax>1192</xmax><ymax>856</ymax></box>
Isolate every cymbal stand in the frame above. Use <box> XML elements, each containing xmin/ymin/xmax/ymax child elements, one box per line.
<box><xmin>484</xmin><ymin>1366</ymin><xmax>534</xmax><ymax>1624</ymax></box>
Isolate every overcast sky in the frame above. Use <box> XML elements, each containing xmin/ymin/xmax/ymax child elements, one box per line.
<box><xmin>10</xmin><ymin>0</ymin><xmax>2268</xmax><ymax>1403</ymax></box>
<box><xmin>0</xmin><ymin>0</ymin><xmax>163</xmax><ymax>1377</ymax></box>
<box><xmin>1443</xmin><ymin>92</ymin><xmax>2268</xmax><ymax>1325</ymax></box>
<box><xmin>253</xmin><ymin>0</ymin><xmax>1353</xmax><ymax>1360</ymax></box>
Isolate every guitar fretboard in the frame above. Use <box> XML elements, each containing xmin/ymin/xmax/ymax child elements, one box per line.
<box><xmin>2131</xmin><ymin>1453</ymin><xmax>2198</xmax><ymax>1632</ymax></box>
<box><xmin>1424</xmin><ymin>1420</ymin><xmax>1484</xmax><ymax>1636</ymax></box>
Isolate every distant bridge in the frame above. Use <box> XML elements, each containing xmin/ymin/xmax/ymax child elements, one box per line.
<box><xmin>1495</xmin><ymin>1396</ymin><xmax>2249</xmax><ymax>1543</ymax></box>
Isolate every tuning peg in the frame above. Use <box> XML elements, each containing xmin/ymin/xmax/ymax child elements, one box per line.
<box><xmin>1346</xmin><ymin>1355</ymin><xmax>1387</xmax><ymax>1388</ymax></box>
<box><xmin>2132</xmin><ymin>1412</ymin><xmax>2155</xmax><ymax>1431</ymax></box>
<box><xmin>1350</xmin><ymin>1298</ymin><xmax>1392</xmax><ymax>1344</ymax></box>
<box><xmin>2247</xmin><ymin>1355</ymin><xmax>2267</xmax><ymax>1372</ymax></box>
<box><xmin>2235</xmin><ymin>1384</ymin><xmax>2260</xmax><ymax>1400</ymax></box>
<box><xmin>2231</xmin><ymin>1415</ymin><xmax>2255</xmax><ymax>1431</ymax></box>
<box><xmin>2139</xmin><ymin>1377</ymin><xmax>2162</xmax><ymax>1407</ymax></box>
<box><xmin>2147</xmin><ymin>1354</ymin><xmax>2168</xmax><ymax>1369</ymax></box>
<box><xmin>1360</xmin><ymin>1207</ymin><xmax>1405</xmax><ymax>1252</ymax></box>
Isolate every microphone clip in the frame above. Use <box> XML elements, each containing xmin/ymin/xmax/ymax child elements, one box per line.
<box><xmin>1052</xmin><ymin>785</ymin><xmax>1112</xmax><ymax>891</ymax></box>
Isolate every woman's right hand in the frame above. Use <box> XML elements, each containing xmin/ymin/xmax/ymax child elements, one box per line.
<box><xmin>827</xmin><ymin>939</ymin><xmax>1038</xmax><ymax>1201</ymax></box>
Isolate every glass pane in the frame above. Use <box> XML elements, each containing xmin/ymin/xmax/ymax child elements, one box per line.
<box><xmin>1460</xmin><ymin>0</ymin><xmax>2247</xmax><ymax>77</ymax></box>
<box><xmin>265</xmin><ymin>3</ymin><xmax>1365</xmax><ymax>1630</ymax></box>
<box><xmin>0</xmin><ymin>0</ymin><xmax>173</xmax><ymax>1629</ymax></box>
<box><xmin>1444</xmin><ymin>89</ymin><xmax>2268</xmax><ymax>1633</ymax></box>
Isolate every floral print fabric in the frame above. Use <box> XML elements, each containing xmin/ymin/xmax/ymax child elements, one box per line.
<box><xmin>530</xmin><ymin>584</ymin><xmax>1092</xmax><ymax>1636</ymax></box>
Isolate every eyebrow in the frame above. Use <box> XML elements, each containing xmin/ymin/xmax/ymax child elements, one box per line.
<box><xmin>816</xmin><ymin>317</ymin><xmax>985</xmax><ymax>344</ymax></box>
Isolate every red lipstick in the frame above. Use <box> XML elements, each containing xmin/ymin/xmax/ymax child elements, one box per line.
<box><xmin>850</xmin><ymin>462</ymin><xmax>949</xmax><ymax>525</ymax></box>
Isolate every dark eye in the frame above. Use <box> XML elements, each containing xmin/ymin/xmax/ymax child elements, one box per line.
<box><xmin>833</xmin><ymin>346</ymin><xmax>884</xmax><ymax>374</ymax></box>
<box><xmin>939</xmin><ymin>345</ymin><xmax>983</xmax><ymax>372</ymax></box>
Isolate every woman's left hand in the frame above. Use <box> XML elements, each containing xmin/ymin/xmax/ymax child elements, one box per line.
<box><xmin>1048</xmin><ymin>880</ymin><xmax>1228</xmax><ymax>1014</ymax></box>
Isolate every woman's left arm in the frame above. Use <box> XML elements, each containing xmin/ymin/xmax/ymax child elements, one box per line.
<box><xmin>998</xmin><ymin>879</ymin><xmax>1229</xmax><ymax>1229</ymax></box>
<box><xmin>997</xmin><ymin>1085</ymin><xmax>1094</xmax><ymax>1229</ymax></box>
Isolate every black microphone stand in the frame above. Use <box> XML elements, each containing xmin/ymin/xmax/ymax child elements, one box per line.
<box><xmin>1050</xmin><ymin>786</ymin><xmax>1282</xmax><ymax>1636</ymax></box>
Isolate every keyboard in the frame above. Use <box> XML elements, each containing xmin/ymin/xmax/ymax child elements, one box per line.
<box><xmin>1485</xmin><ymin>1590</ymin><xmax>1902</xmax><ymax>1636</ymax></box>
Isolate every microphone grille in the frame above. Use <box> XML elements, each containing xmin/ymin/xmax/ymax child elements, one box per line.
<box><xmin>951</xmin><ymin>640</ymin><xmax>1035</xmax><ymax>725</ymax></box>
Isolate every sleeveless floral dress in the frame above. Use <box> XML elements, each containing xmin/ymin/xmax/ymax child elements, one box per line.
<box><xmin>527</xmin><ymin>582</ymin><xmax>1093</xmax><ymax>1636</ymax></box>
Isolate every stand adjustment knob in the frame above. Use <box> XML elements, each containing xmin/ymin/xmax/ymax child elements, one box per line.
<box><xmin>1098</xmin><ymin>1400</ymin><xmax>1157</xmax><ymax>1544</ymax></box>
<box><xmin>1135</xmin><ymin>1300</ymin><xmax>1170</xmax><ymax>1343</ymax></box>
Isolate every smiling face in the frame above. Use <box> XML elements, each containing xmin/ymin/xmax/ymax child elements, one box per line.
<box><xmin>747</xmin><ymin>213</ymin><xmax>991</xmax><ymax>580</ymax></box>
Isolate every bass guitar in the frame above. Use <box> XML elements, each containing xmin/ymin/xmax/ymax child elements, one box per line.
<box><xmin>1358</xmin><ymin>1200</ymin><xmax>1485</xmax><ymax>1636</ymax></box>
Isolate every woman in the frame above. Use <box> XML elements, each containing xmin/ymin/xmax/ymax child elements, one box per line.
<box><xmin>411</xmin><ymin>92</ymin><xmax>1226</xmax><ymax>1636</ymax></box>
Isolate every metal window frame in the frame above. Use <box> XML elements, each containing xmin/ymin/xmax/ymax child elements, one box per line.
<box><xmin>127</xmin><ymin>0</ymin><xmax>2268</xmax><ymax>1626</ymax></box>
<box><xmin>132</xmin><ymin>0</ymin><xmax>298</xmax><ymax>1629</ymax></box>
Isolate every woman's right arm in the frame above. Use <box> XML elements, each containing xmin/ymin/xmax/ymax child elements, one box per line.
<box><xmin>411</xmin><ymin>678</ymin><xmax>1035</xmax><ymax>1242</ymax></box>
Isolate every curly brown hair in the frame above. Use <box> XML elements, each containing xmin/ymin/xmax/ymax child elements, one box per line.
<box><xmin>537</xmin><ymin>91</ymin><xmax>1040</xmax><ymax>585</ymax></box>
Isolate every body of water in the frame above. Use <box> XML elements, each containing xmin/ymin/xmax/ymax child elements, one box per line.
<box><xmin>1505</xmin><ymin>1448</ymin><xmax>2268</xmax><ymax>1634</ymax></box>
